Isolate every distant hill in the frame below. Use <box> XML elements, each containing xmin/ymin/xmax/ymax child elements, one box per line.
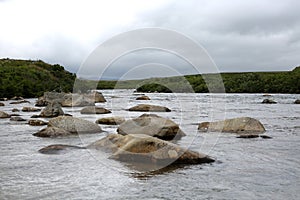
<box><xmin>0</xmin><ymin>58</ymin><xmax>76</xmax><ymax>98</ymax></box>
<box><xmin>97</xmin><ymin>67</ymin><xmax>300</xmax><ymax>94</ymax></box>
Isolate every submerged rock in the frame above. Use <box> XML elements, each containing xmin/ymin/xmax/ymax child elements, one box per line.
<box><xmin>95</xmin><ymin>116</ymin><xmax>125</xmax><ymax>125</ymax></box>
<box><xmin>9</xmin><ymin>100</ymin><xmax>30</xmax><ymax>104</ymax></box>
<box><xmin>48</xmin><ymin>116</ymin><xmax>102</xmax><ymax>134</ymax></box>
<box><xmin>0</xmin><ymin>102</ymin><xmax>4</xmax><ymax>106</ymax></box>
<box><xmin>117</xmin><ymin>114</ymin><xmax>185</xmax><ymax>140</ymax></box>
<box><xmin>22</xmin><ymin>107</ymin><xmax>41</xmax><ymax>112</ymax></box>
<box><xmin>262</xmin><ymin>99</ymin><xmax>277</xmax><ymax>104</ymax></box>
<box><xmin>198</xmin><ymin>117</ymin><xmax>265</xmax><ymax>134</ymax></box>
<box><xmin>39</xmin><ymin>102</ymin><xmax>64</xmax><ymax>118</ymax></box>
<box><xmin>136</xmin><ymin>95</ymin><xmax>151</xmax><ymax>100</ymax></box>
<box><xmin>128</xmin><ymin>104</ymin><xmax>171</xmax><ymax>112</ymax></box>
<box><xmin>88</xmin><ymin>134</ymin><xmax>214</xmax><ymax>165</ymax></box>
<box><xmin>12</xmin><ymin>108</ymin><xmax>19</xmax><ymax>112</ymax></box>
<box><xmin>38</xmin><ymin>144</ymin><xmax>85</xmax><ymax>154</ymax></box>
<box><xmin>80</xmin><ymin>106</ymin><xmax>111</xmax><ymax>114</ymax></box>
<box><xmin>0</xmin><ymin>111</ymin><xmax>10</xmax><ymax>118</ymax></box>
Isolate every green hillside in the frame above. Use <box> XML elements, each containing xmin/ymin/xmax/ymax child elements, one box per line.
<box><xmin>0</xmin><ymin>58</ymin><xmax>76</xmax><ymax>98</ymax></box>
<box><xmin>97</xmin><ymin>67</ymin><xmax>300</xmax><ymax>94</ymax></box>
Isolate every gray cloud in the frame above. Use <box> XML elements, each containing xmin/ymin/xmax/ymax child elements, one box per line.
<box><xmin>1</xmin><ymin>0</ymin><xmax>299</xmax><ymax>78</ymax></box>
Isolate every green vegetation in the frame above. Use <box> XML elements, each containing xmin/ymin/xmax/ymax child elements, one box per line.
<box><xmin>0</xmin><ymin>58</ymin><xmax>76</xmax><ymax>98</ymax></box>
<box><xmin>97</xmin><ymin>67</ymin><xmax>300</xmax><ymax>94</ymax></box>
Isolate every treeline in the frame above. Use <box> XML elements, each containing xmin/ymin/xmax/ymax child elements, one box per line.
<box><xmin>0</xmin><ymin>58</ymin><xmax>76</xmax><ymax>98</ymax></box>
<box><xmin>97</xmin><ymin>67</ymin><xmax>300</xmax><ymax>94</ymax></box>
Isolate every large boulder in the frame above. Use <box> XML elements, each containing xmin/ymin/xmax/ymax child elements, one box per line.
<box><xmin>48</xmin><ymin>116</ymin><xmax>102</xmax><ymax>134</ymax></box>
<box><xmin>42</xmin><ymin>91</ymin><xmax>106</xmax><ymax>107</ymax></box>
<box><xmin>128</xmin><ymin>104</ymin><xmax>171</xmax><ymax>112</ymax></box>
<box><xmin>33</xmin><ymin>127</ymin><xmax>72</xmax><ymax>137</ymax></box>
<box><xmin>117</xmin><ymin>114</ymin><xmax>185</xmax><ymax>140</ymax></box>
<box><xmin>198</xmin><ymin>117</ymin><xmax>265</xmax><ymax>134</ymax></box>
<box><xmin>262</xmin><ymin>99</ymin><xmax>277</xmax><ymax>104</ymax></box>
<box><xmin>136</xmin><ymin>95</ymin><xmax>151</xmax><ymax>100</ymax></box>
<box><xmin>80</xmin><ymin>106</ymin><xmax>111</xmax><ymax>114</ymax></box>
<box><xmin>95</xmin><ymin>116</ymin><xmax>125</xmax><ymax>125</ymax></box>
<box><xmin>22</xmin><ymin>107</ymin><xmax>41</xmax><ymax>112</ymax></box>
<box><xmin>294</xmin><ymin>99</ymin><xmax>300</xmax><ymax>104</ymax></box>
<box><xmin>88</xmin><ymin>134</ymin><xmax>214</xmax><ymax>166</ymax></box>
<box><xmin>0</xmin><ymin>111</ymin><xmax>10</xmax><ymax>118</ymax></box>
<box><xmin>39</xmin><ymin>102</ymin><xmax>64</xmax><ymax>117</ymax></box>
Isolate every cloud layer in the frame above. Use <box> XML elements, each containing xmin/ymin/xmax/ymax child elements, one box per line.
<box><xmin>0</xmin><ymin>0</ymin><xmax>299</xmax><ymax>79</ymax></box>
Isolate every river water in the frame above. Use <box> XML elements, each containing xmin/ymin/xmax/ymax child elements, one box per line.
<box><xmin>0</xmin><ymin>90</ymin><xmax>299</xmax><ymax>200</ymax></box>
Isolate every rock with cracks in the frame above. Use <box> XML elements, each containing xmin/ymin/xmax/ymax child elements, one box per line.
<box><xmin>117</xmin><ymin>114</ymin><xmax>185</xmax><ymax>140</ymax></box>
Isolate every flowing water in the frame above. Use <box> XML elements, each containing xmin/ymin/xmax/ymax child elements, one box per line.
<box><xmin>0</xmin><ymin>90</ymin><xmax>299</xmax><ymax>200</ymax></box>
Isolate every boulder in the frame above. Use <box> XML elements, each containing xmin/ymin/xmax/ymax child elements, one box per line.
<box><xmin>128</xmin><ymin>104</ymin><xmax>171</xmax><ymax>112</ymax></box>
<box><xmin>35</xmin><ymin>96</ymin><xmax>48</xmax><ymax>107</ymax></box>
<box><xmin>48</xmin><ymin>116</ymin><xmax>102</xmax><ymax>134</ymax></box>
<box><xmin>198</xmin><ymin>117</ymin><xmax>265</xmax><ymax>134</ymax></box>
<box><xmin>262</xmin><ymin>99</ymin><xmax>277</xmax><ymax>104</ymax></box>
<box><xmin>28</xmin><ymin>119</ymin><xmax>48</xmax><ymax>126</ymax></box>
<box><xmin>0</xmin><ymin>102</ymin><xmax>4</xmax><ymax>106</ymax></box>
<box><xmin>22</xmin><ymin>107</ymin><xmax>41</xmax><ymax>112</ymax></box>
<box><xmin>95</xmin><ymin>116</ymin><xmax>125</xmax><ymax>125</ymax></box>
<box><xmin>9</xmin><ymin>100</ymin><xmax>30</xmax><ymax>104</ymax></box>
<box><xmin>80</xmin><ymin>106</ymin><xmax>111</xmax><ymax>114</ymax></box>
<box><xmin>33</xmin><ymin>127</ymin><xmax>72</xmax><ymax>137</ymax></box>
<box><xmin>88</xmin><ymin>134</ymin><xmax>214</xmax><ymax>165</ymax></box>
<box><xmin>39</xmin><ymin>102</ymin><xmax>64</xmax><ymax>117</ymax></box>
<box><xmin>12</xmin><ymin>108</ymin><xmax>19</xmax><ymax>112</ymax></box>
<box><xmin>294</xmin><ymin>99</ymin><xmax>300</xmax><ymax>104</ymax></box>
<box><xmin>136</xmin><ymin>95</ymin><xmax>151</xmax><ymax>100</ymax></box>
<box><xmin>0</xmin><ymin>111</ymin><xmax>10</xmax><ymax>118</ymax></box>
<box><xmin>117</xmin><ymin>114</ymin><xmax>185</xmax><ymax>140</ymax></box>
<box><xmin>10</xmin><ymin>116</ymin><xmax>26</xmax><ymax>121</ymax></box>
<box><xmin>42</xmin><ymin>91</ymin><xmax>106</xmax><ymax>107</ymax></box>
<box><xmin>0</xmin><ymin>98</ymin><xmax>8</xmax><ymax>101</ymax></box>
<box><xmin>38</xmin><ymin>144</ymin><xmax>85</xmax><ymax>154</ymax></box>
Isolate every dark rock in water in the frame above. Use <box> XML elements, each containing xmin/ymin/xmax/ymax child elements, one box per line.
<box><xmin>12</xmin><ymin>108</ymin><xmax>19</xmax><ymax>112</ymax></box>
<box><xmin>0</xmin><ymin>111</ymin><xmax>10</xmax><ymax>118</ymax></box>
<box><xmin>262</xmin><ymin>99</ymin><xmax>277</xmax><ymax>104</ymax></box>
<box><xmin>33</xmin><ymin>127</ymin><xmax>72</xmax><ymax>137</ymax></box>
<box><xmin>95</xmin><ymin>116</ymin><xmax>125</xmax><ymax>125</ymax></box>
<box><xmin>117</xmin><ymin>114</ymin><xmax>185</xmax><ymax>140</ymax></box>
<box><xmin>0</xmin><ymin>102</ymin><xmax>4</xmax><ymax>106</ymax></box>
<box><xmin>198</xmin><ymin>117</ymin><xmax>265</xmax><ymax>134</ymax></box>
<box><xmin>10</xmin><ymin>114</ymin><xmax>20</xmax><ymax>116</ymax></box>
<box><xmin>80</xmin><ymin>106</ymin><xmax>111</xmax><ymax>114</ymax></box>
<box><xmin>262</xmin><ymin>94</ymin><xmax>272</xmax><ymax>97</ymax></box>
<box><xmin>9</xmin><ymin>100</ymin><xmax>30</xmax><ymax>104</ymax></box>
<box><xmin>22</xmin><ymin>107</ymin><xmax>41</xmax><ymax>112</ymax></box>
<box><xmin>38</xmin><ymin>144</ymin><xmax>85</xmax><ymax>154</ymax></box>
<box><xmin>88</xmin><ymin>134</ymin><xmax>214</xmax><ymax>166</ymax></box>
<box><xmin>28</xmin><ymin>119</ymin><xmax>48</xmax><ymax>126</ymax></box>
<box><xmin>236</xmin><ymin>134</ymin><xmax>259</xmax><ymax>138</ymax></box>
<box><xmin>10</xmin><ymin>116</ymin><xmax>26</xmax><ymax>121</ymax></box>
<box><xmin>39</xmin><ymin>102</ymin><xmax>64</xmax><ymax>118</ymax></box>
<box><xmin>136</xmin><ymin>95</ymin><xmax>151</xmax><ymax>100</ymax></box>
<box><xmin>30</xmin><ymin>115</ymin><xmax>40</xmax><ymax>118</ymax></box>
<box><xmin>48</xmin><ymin>116</ymin><xmax>102</xmax><ymax>134</ymax></box>
<box><xmin>294</xmin><ymin>99</ymin><xmax>300</xmax><ymax>104</ymax></box>
<box><xmin>10</xmin><ymin>96</ymin><xmax>24</xmax><ymax>100</ymax></box>
<box><xmin>260</xmin><ymin>135</ymin><xmax>272</xmax><ymax>139</ymax></box>
<box><xmin>128</xmin><ymin>104</ymin><xmax>171</xmax><ymax>112</ymax></box>
<box><xmin>35</xmin><ymin>96</ymin><xmax>48</xmax><ymax>107</ymax></box>
<box><xmin>0</xmin><ymin>98</ymin><xmax>8</xmax><ymax>101</ymax></box>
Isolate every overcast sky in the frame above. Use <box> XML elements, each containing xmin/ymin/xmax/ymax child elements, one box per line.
<box><xmin>0</xmin><ymin>0</ymin><xmax>299</xmax><ymax>79</ymax></box>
